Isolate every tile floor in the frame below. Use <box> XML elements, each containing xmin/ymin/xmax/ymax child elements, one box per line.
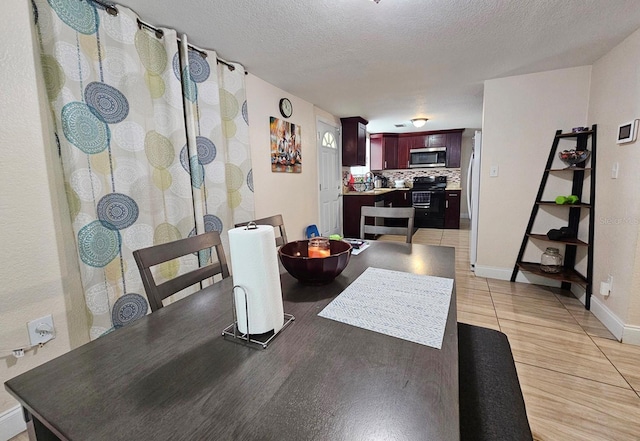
<box><xmin>9</xmin><ymin>221</ymin><xmax>640</xmax><ymax>441</ymax></box>
<box><xmin>399</xmin><ymin>221</ymin><xmax>640</xmax><ymax>441</ymax></box>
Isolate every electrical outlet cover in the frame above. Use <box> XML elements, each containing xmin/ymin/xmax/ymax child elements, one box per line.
<box><xmin>27</xmin><ymin>314</ymin><xmax>55</xmax><ymax>345</ymax></box>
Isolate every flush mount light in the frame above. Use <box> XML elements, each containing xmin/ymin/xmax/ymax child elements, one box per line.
<box><xmin>411</xmin><ymin>118</ymin><xmax>428</xmax><ymax>128</ymax></box>
<box><xmin>370</xmin><ymin>0</ymin><xmax>380</xmax><ymax>3</ymax></box>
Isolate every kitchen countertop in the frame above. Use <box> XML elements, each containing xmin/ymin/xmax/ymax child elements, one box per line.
<box><xmin>343</xmin><ymin>188</ymin><xmax>410</xmax><ymax>196</ymax></box>
<box><xmin>344</xmin><ymin>186</ymin><xmax>461</xmax><ymax>195</ymax></box>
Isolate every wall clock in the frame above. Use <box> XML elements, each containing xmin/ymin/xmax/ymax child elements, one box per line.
<box><xmin>279</xmin><ymin>98</ymin><xmax>293</xmax><ymax>118</ymax></box>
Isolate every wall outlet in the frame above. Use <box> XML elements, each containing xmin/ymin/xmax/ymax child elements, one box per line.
<box><xmin>600</xmin><ymin>275</ymin><xmax>613</xmax><ymax>297</ymax></box>
<box><xmin>489</xmin><ymin>165</ymin><xmax>499</xmax><ymax>177</ymax></box>
<box><xmin>27</xmin><ymin>314</ymin><xmax>55</xmax><ymax>346</ymax></box>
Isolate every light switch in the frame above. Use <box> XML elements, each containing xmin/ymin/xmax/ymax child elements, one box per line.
<box><xmin>489</xmin><ymin>165</ymin><xmax>499</xmax><ymax>177</ymax></box>
<box><xmin>612</xmin><ymin>162</ymin><xmax>619</xmax><ymax>179</ymax></box>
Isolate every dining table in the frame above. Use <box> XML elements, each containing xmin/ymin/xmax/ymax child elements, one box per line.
<box><xmin>5</xmin><ymin>241</ymin><xmax>458</xmax><ymax>441</ymax></box>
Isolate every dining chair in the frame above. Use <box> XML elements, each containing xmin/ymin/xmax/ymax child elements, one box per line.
<box><xmin>360</xmin><ymin>206</ymin><xmax>415</xmax><ymax>243</ymax></box>
<box><xmin>235</xmin><ymin>214</ymin><xmax>288</xmax><ymax>247</ymax></box>
<box><xmin>133</xmin><ymin>231</ymin><xmax>230</xmax><ymax>312</ymax></box>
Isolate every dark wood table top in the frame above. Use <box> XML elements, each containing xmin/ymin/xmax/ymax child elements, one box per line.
<box><xmin>5</xmin><ymin>241</ymin><xmax>458</xmax><ymax>441</ymax></box>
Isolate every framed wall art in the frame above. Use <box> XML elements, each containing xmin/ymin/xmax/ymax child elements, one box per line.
<box><xmin>270</xmin><ymin>116</ymin><xmax>301</xmax><ymax>173</ymax></box>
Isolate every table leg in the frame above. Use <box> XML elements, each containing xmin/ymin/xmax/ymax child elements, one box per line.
<box><xmin>23</xmin><ymin>408</ymin><xmax>62</xmax><ymax>441</ymax></box>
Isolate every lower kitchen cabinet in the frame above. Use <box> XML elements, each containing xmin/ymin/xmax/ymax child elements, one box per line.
<box><xmin>343</xmin><ymin>190</ymin><xmax>408</xmax><ymax>237</ymax></box>
<box><xmin>343</xmin><ymin>195</ymin><xmax>373</xmax><ymax>238</ymax></box>
<box><xmin>444</xmin><ymin>190</ymin><xmax>461</xmax><ymax>229</ymax></box>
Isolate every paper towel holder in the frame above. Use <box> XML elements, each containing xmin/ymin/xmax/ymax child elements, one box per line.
<box><xmin>243</xmin><ymin>221</ymin><xmax>258</xmax><ymax>230</ymax></box>
<box><xmin>222</xmin><ymin>285</ymin><xmax>295</xmax><ymax>349</ymax></box>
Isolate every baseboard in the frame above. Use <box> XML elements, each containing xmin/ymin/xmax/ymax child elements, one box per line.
<box><xmin>622</xmin><ymin>325</ymin><xmax>640</xmax><ymax>346</ymax></box>
<box><xmin>471</xmin><ymin>264</ymin><xmax>636</xmax><ymax>344</ymax></box>
<box><xmin>473</xmin><ymin>264</ymin><xmax>560</xmax><ymax>287</ymax></box>
<box><xmin>589</xmin><ymin>295</ymin><xmax>625</xmax><ymax>341</ymax></box>
<box><xmin>472</xmin><ymin>264</ymin><xmax>511</xmax><ymax>280</ymax></box>
<box><xmin>0</xmin><ymin>405</ymin><xmax>26</xmax><ymax>441</ymax></box>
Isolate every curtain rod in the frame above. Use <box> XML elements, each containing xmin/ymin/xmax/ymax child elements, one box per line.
<box><xmin>135</xmin><ymin>18</ymin><xmax>242</xmax><ymax>73</ymax></box>
<box><xmin>90</xmin><ymin>0</ymin><xmax>118</xmax><ymax>16</ymax></box>
<box><xmin>88</xmin><ymin>1</ymin><xmax>246</xmax><ymax>74</ymax></box>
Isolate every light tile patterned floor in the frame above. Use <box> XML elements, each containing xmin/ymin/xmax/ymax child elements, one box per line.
<box><xmin>9</xmin><ymin>220</ymin><xmax>640</xmax><ymax>441</ymax></box>
<box><xmin>382</xmin><ymin>220</ymin><xmax>640</xmax><ymax>441</ymax></box>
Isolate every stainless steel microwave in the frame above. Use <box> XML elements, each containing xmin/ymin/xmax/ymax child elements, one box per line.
<box><xmin>409</xmin><ymin>147</ymin><xmax>446</xmax><ymax>168</ymax></box>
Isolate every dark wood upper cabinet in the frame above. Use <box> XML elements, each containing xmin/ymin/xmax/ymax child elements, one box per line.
<box><xmin>428</xmin><ymin>133</ymin><xmax>447</xmax><ymax>147</ymax></box>
<box><xmin>372</xmin><ymin>129</ymin><xmax>464</xmax><ymax>169</ymax></box>
<box><xmin>340</xmin><ymin>117</ymin><xmax>368</xmax><ymax>166</ymax></box>
<box><xmin>397</xmin><ymin>137</ymin><xmax>412</xmax><ymax>169</ymax></box>
<box><xmin>370</xmin><ymin>133</ymin><xmax>398</xmax><ymax>170</ymax></box>
<box><xmin>446</xmin><ymin>132</ymin><xmax>462</xmax><ymax>168</ymax></box>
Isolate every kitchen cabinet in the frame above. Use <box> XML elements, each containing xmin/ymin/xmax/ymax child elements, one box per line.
<box><xmin>446</xmin><ymin>132</ymin><xmax>462</xmax><ymax>168</ymax></box>
<box><xmin>343</xmin><ymin>190</ymin><xmax>404</xmax><ymax>237</ymax></box>
<box><xmin>385</xmin><ymin>190</ymin><xmax>412</xmax><ymax>227</ymax></box>
<box><xmin>343</xmin><ymin>194</ymin><xmax>376</xmax><ymax>238</ymax></box>
<box><xmin>340</xmin><ymin>117</ymin><xmax>368</xmax><ymax>166</ymax></box>
<box><xmin>397</xmin><ymin>137</ymin><xmax>411</xmax><ymax>169</ymax></box>
<box><xmin>372</xmin><ymin>129</ymin><xmax>464</xmax><ymax>170</ymax></box>
<box><xmin>428</xmin><ymin>133</ymin><xmax>447</xmax><ymax>147</ymax></box>
<box><xmin>444</xmin><ymin>190</ymin><xmax>461</xmax><ymax>229</ymax></box>
<box><xmin>370</xmin><ymin>134</ymin><xmax>398</xmax><ymax>170</ymax></box>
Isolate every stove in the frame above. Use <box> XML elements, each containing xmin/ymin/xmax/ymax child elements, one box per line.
<box><xmin>411</xmin><ymin>176</ymin><xmax>447</xmax><ymax>228</ymax></box>
<box><xmin>412</xmin><ymin>176</ymin><xmax>447</xmax><ymax>191</ymax></box>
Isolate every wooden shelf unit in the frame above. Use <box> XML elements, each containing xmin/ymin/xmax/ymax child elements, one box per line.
<box><xmin>511</xmin><ymin>125</ymin><xmax>597</xmax><ymax>309</ymax></box>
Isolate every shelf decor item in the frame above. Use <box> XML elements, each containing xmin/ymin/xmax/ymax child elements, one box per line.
<box><xmin>558</xmin><ymin>149</ymin><xmax>590</xmax><ymax>168</ymax></box>
<box><xmin>540</xmin><ymin>247</ymin><xmax>563</xmax><ymax>273</ymax></box>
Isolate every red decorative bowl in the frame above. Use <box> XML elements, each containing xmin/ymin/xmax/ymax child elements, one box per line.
<box><xmin>278</xmin><ymin>240</ymin><xmax>352</xmax><ymax>284</ymax></box>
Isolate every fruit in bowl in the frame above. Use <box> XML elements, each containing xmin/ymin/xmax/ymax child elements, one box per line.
<box><xmin>558</xmin><ymin>149</ymin><xmax>590</xmax><ymax>167</ymax></box>
<box><xmin>278</xmin><ymin>240</ymin><xmax>352</xmax><ymax>285</ymax></box>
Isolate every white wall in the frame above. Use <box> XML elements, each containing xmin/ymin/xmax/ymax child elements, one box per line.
<box><xmin>0</xmin><ymin>0</ymin><xmax>88</xmax><ymax>429</ymax></box>
<box><xmin>246</xmin><ymin>74</ymin><xmax>338</xmax><ymax>241</ymax></box>
<box><xmin>477</xmin><ymin>66</ymin><xmax>591</xmax><ymax>278</ymax></box>
<box><xmin>588</xmin><ymin>27</ymin><xmax>640</xmax><ymax>342</ymax></box>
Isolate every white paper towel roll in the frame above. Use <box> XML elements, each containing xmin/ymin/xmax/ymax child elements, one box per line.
<box><xmin>228</xmin><ymin>225</ymin><xmax>284</xmax><ymax>334</ymax></box>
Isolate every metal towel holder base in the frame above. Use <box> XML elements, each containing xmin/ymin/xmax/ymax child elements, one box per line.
<box><xmin>222</xmin><ymin>285</ymin><xmax>295</xmax><ymax>349</ymax></box>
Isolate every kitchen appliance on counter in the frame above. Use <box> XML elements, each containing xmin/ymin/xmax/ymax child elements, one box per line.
<box><xmin>411</xmin><ymin>176</ymin><xmax>447</xmax><ymax>228</ymax></box>
<box><xmin>409</xmin><ymin>147</ymin><xmax>446</xmax><ymax>168</ymax></box>
<box><xmin>373</xmin><ymin>174</ymin><xmax>387</xmax><ymax>189</ymax></box>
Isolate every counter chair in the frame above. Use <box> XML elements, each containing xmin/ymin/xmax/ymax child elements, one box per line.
<box><xmin>133</xmin><ymin>231</ymin><xmax>230</xmax><ymax>312</ymax></box>
<box><xmin>360</xmin><ymin>206</ymin><xmax>415</xmax><ymax>243</ymax></box>
<box><xmin>235</xmin><ymin>214</ymin><xmax>288</xmax><ymax>247</ymax></box>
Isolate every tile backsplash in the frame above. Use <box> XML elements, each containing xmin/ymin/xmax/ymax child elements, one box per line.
<box><xmin>379</xmin><ymin>168</ymin><xmax>461</xmax><ymax>188</ymax></box>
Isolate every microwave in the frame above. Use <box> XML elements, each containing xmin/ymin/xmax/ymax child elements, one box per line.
<box><xmin>409</xmin><ymin>147</ymin><xmax>446</xmax><ymax>168</ymax></box>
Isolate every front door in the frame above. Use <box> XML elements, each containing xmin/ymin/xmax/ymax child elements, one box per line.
<box><xmin>317</xmin><ymin>120</ymin><xmax>341</xmax><ymax>237</ymax></box>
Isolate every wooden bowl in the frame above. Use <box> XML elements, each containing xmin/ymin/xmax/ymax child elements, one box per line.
<box><xmin>278</xmin><ymin>240</ymin><xmax>352</xmax><ymax>284</ymax></box>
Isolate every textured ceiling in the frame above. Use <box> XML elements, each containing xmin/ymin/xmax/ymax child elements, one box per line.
<box><xmin>115</xmin><ymin>0</ymin><xmax>640</xmax><ymax>133</ymax></box>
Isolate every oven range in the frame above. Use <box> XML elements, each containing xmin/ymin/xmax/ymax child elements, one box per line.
<box><xmin>411</xmin><ymin>176</ymin><xmax>447</xmax><ymax>229</ymax></box>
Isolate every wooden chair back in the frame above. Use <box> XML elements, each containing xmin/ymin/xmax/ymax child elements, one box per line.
<box><xmin>235</xmin><ymin>214</ymin><xmax>288</xmax><ymax>247</ymax></box>
<box><xmin>133</xmin><ymin>231</ymin><xmax>230</xmax><ymax>312</ymax></box>
<box><xmin>360</xmin><ymin>206</ymin><xmax>415</xmax><ymax>243</ymax></box>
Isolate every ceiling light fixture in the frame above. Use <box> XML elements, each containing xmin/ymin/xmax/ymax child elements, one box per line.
<box><xmin>370</xmin><ymin>0</ymin><xmax>380</xmax><ymax>3</ymax></box>
<box><xmin>411</xmin><ymin>118</ymin><xmax>428</xmax><ymax>128</ymax></box>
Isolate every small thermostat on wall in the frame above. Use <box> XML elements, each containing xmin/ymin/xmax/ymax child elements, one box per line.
<box><xmin>617</xmin><ymin>120</ymin><xmax>637</xmax><ymax>144</ymax></box>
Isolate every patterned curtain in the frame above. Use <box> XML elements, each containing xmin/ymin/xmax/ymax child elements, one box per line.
<box><xmin>32</xmin><ymin>0</ymin><xmax>253</xmax><ymax>339</ymax></box>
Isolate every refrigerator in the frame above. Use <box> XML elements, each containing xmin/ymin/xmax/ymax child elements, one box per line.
<box><xmin>467</xmin><ymin>131</ymin><xmax>481</xmax><ymax>271</ymax></box>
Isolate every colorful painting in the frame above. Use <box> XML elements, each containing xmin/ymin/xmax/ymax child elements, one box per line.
<box><xmin>270</xmin><ymin>117</ymin><xmax>302</xmax><ymax>173</ymax></box>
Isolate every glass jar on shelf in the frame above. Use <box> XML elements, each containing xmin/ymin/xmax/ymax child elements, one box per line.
<box><xmin>540</xmin><ymin>247</ymin><xmax>562</xmax><ymax>273</ymax></box>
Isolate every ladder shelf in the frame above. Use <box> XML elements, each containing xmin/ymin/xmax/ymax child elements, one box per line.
<box><xmin>511</xmin><ymin>125</ymin><xmax>596</xmax><ymax>309</ymax></box>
